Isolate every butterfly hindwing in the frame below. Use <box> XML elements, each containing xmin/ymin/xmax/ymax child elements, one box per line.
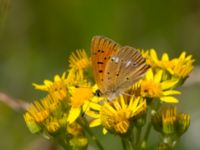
<box><xmin>103</xmin><ymin>46</ymin><xmax>150</xmax><ymax>96</ymax></box>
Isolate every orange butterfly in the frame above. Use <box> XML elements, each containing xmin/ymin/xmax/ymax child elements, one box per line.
<box><xmin>91</xmin><ymin>35</ymin><xmax>150</xmax><ymax>101</ymax></box>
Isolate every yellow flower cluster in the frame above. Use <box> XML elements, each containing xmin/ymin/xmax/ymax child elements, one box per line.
<box><xmin>130</xmin><ymin>49</ymin><xmax>194</xmax><ymax>104</ymax></box>
<box><xmin>142</xmin><ymin>49</ymin><xmax>194</xmax><ymax>80</ymax></box>
<box><xmin>24</xmin><ymin>48</ymin><xmax>193</xmax><ymax>149</ymax></box>
<box><xmin>24</xmin><ymin>50</ymin><xmax>91</xmax><ymax>149</ymax></box>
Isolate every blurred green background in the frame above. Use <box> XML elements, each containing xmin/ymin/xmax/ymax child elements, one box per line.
<box><xmin>0</xmin><ymin>0</ymin><xmax>200</xmax><ymax>149</ymax></box>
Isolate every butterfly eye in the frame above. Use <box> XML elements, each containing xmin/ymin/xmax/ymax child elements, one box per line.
<box><xmin>94</xmin><ymin>89</ymin><xmax>102</xmax><ymax>97</ymax></box>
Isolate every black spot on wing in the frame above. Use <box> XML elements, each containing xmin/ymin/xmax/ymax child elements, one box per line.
<box><xmin>97</xmin><ymin>62</ymin><xmax>104</xmax><ymax>64</ymax></box>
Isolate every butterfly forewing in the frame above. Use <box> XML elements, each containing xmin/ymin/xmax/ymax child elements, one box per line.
<box><xmin>103</xmin><ymin>46</ymin><xmax>150</xmax><ymax>99</ymax></box>
<box><xmin>91</xmin><ymin>36</ymin><xmax>120</xmax><ymax>92</ymax></box>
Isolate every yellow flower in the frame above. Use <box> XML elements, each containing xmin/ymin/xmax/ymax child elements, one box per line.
<box><xmin>152</xmin><ymin>106</ymin><xmax>190</xmax><ymax>135</ymax></box>
<box><xmin>25</xmin><ymin>95</ymin><xmax>61</xmax><ymax>124</ymax></box>
<box><xmin>24</xmin><ymin>113</ymin><xmax>41</xmax><ymax>133</ymax></box>
<box><xmin>143</xmin><ymin>49</ymin><xmax>194</xmax><ymax>79</ymax></box>
<box><xmin>67</xmin><ymin>86</ymin><xmax>93</xmax><ymax>124</ymax></box>
<box><xmin>26</xmin><ymin>101</ymin><xmax>49</xmax><ymax>123</ymax></box>
<box><xmin>33</xmin><ymin>72</ymin><xmax>68</xmax><ymax>101</ymax></box>
<box><xmin>169</xmin><ymin>52</ymin><xmax>194</xmax><ymax>79</ymax></box>
<box><xmin>87</xmin><ymin>96</ymin><xmax>146</xmax><ymax>134</ymax></box>
<box><xmin>69</xmin><ymin>49</ymin><xmax>91</xmax><ymax>70</ymax></box>
<box><xmin>133</xmin><ymin>69</ymin><xmax>180</xmax><ymax>103</ymax></box>
<box><xmin>142</xmin><ymin>49</ymin><xmax>173</xmax><ymax>69</ymax></box>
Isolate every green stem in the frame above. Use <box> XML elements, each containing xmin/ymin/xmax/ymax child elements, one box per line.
<box><xmin>53</xmin><ymin>134</ymin><xmax>70</xmax><ymax>150</ymax></box>
<box><xmin>141</xmin><ymin>123</ymin><xmax>152</xmax><ymax>149</ymax></box>
<box><xmin>78</xmin><ymin>118</ymin><xmax>104</xmax><ymax>150</ymax></box>
<box><xmin>143</xmin><ymin>122</ymin><xmax>152</xmax><ymax>147</ymax></box>
<box><xmin>121</xmin><ymin>138</ymin><xmax>127</xmax><ymax>150</ymax></box>
<box><xmin>141</xmin><ymin>100</ymin><xmax>161</xmax><ymax>149</ymax></box>
<box><xmin>135</xmin><ymin>126</ymin><xmax>142</xmax><ymax>147</ymax></box>
<box><xmin>121</xmin><ymin>137</ymin><xmax>135</xmax><ymax>150</ymax></box>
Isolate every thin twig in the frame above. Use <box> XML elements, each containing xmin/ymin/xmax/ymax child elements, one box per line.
<box><xmin>0</xmin><ymin>92</ymin><xmax>29</xmax><ymax>111</ymax></box>
<box><xmin>184</xmin><ymin>66</ymin><xmax>200</xmax><ymax>87</ymax></box>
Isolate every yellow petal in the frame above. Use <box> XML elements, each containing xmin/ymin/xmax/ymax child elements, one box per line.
<box><xmin>61</xmin><ymin>72</ymin><xmax>66</xmax><ymax>79</ymax></box>
<box><xmin>185</xmin><ymin>55</ymin><xmax>192</xmax><ymax>61</ymax></box>
<box><xmin>67</xmin><ymin>108</ymin><xmax>81</xmax><ymax>124</ymax></box>
<box><xmin>150</xmin><ymin>49</ymin><xmax>158</xmax><ymax>62</ymax></box>
<box><xmin>44</xmin><ymin>80</ymin><xmax>53</xmax><ymax>86</ymax></box>
<box><xmin>160</xmin><ymin>96</ymin><xmax>179</xmax><ymax>103</ymax></box>
<box><xmin>154</xmin><ymin>70</ymin><xmax>163</xmax><ymax>83</ymax></box>
<box><xmin>103</xmin><ymin>128</ymin><xmax>108</xmax><ymax>135</ymax></box>
<box><xmin>119</xmin><ymin>96</ymin><xmax>126</xmax><ymax>109</ymax></box>
<box><xmin>89</xmin><ymin>102</ymin><xmax>101</xmax><ymax>111</ymax></box>
<box><xmin>179</xmin><ymin>52</ymin><xmax>186</xmax><ymax>59</ymax></box>
<box><xmin>32</xmin><ymin>83</ymin><xmax>48</xmax><ymax>91</ymax></box>
<box><xmin>161</xmin><ymin>53</ymin><xmax>169</xmax><ymax>61</ymax></box>
<box><xmin>146</xmin><ymin>69</ymin><xmax>154</xmax><ymax>80</ymax></box>
<box><xmin>163</xmin><ymin>90</ymin><xmax>181</xmax><ymax>96</ymax></box>
<box><xmin>89</xmin><ymin>119</ymin><xmax>101</xmax><ymax>127</ymax></box>
<box><xmin>129</xmin><ymin>97</ymin><xmax>139</xmax><ymax>110</ymax></box>
<box><xmin>86</xmin><ymin>110</ymin><xmax>100</xmax><ymax>119</ymax></box>
<box><xmin>161</xmin><ymin>80</ymin><xmax>178</xmax><ymax>90</ymax></box>
<box><xmin>132</xmin><ymin>100</ymin><xmax>146</xmax><ymax>115</ymax></box>
<box><xmin>113</xmin><ymin>100</ymin><xmax>122</xmax><ymax>111</ymax></box>
<box><xmin>54</xmin><ymin>74</ymin><xmax>61</xmax><ymax>81</ymax></box>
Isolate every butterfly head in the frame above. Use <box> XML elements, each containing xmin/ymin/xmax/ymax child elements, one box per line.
<box><xmin>95</xmin><ymin>88</ymin><xmax>118</xmax><ymax>101</ymax></box>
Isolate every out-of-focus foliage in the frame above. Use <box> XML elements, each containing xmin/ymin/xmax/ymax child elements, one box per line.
<box><xmin>0</xmin><ymin>0</ymin><xmax>200</xmax><ymax>150</ymax></box>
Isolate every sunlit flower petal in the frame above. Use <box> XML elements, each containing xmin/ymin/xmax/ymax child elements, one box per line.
<box><xmin>90</xmin><ymin>119</ymin><xmax>102</xmax><ymax>127</ymax></box>
<box><xmin>67</xmin><ymin>108</ymin><xmax>81</xmax><ymax>124</ymax></box>
<box><xmin>160</xmin><ymin>96</ymin><xmax>178</xmax><ymax>103</ymax></box>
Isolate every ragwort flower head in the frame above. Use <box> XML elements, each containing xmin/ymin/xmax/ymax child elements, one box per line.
<box><xmin>169</xmin><ymin>52</ymin><xmax>194</xmax><ymax>79</ymax></box>
<box><xmin>132</xmin><ymin>68</ymin><xmax>180</xmax><ymax>103</ymax></box>
<box><xmin>87</xmin><ymin>96</ymin><xmax>146</xmax><ymax>134</ymax></box>
<box><xmin>24</xmin><ymin>95</ymin><xmax>63</xmax><ymax>133</ymax></box>
<box><xmin>69</xmin><ymin>49</ymin><xmax>91</xmax><ymax>70</ymax></box>
<box><xmin>25</xmin><ymin>99</ymin><xmax>50</xmax><ymax>123</ymax></box>
<box><xmin>142</xmin><ymin>49</ymin><xmax>194</xmax><ymax>80</ymax></box>
<box><xmin>152</xmin><ymin>106</ymin><xmax>190</xmax><ymax>136</ymax></box>
<box><xmin>33</xmin><ymin>72</ymin><xmax>68</xmax><ymax>101</ymax></box>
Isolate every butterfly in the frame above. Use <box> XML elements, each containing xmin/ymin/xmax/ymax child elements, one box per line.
<box><xmin>91</xmin><ymin>35</ymin><xmax>150</xmax><ymax>101</ymax></box>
